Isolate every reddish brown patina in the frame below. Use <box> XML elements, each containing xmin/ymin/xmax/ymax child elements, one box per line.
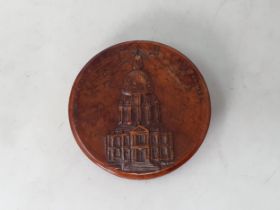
<box><xmin>69</xmin><ymin>40</ymin><xmax>211</xmax><ymax>179</ymax></box>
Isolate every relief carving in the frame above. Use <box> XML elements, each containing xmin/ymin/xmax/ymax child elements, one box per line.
<box><xmin>105</xmin><ymin>51</ymin><xmax>174</xmax><ymax>172</ymax></box>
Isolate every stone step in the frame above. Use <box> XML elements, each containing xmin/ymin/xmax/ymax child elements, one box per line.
<box><xmin>122</xmin><ymin>162</ymin><xmax>160</xmax><ymax>172</ymax></box>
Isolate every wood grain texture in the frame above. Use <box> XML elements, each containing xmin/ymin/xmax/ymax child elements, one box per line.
<box><xmin>69</xmin><ymin>40</ymin><xmax>211</xmax><ymax>179</ymax></box>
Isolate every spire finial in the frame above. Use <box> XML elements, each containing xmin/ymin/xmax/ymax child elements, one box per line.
<box><xmin>132</xmin><ymin>48</ymin><xmax>144</xmax><ymax>71</ymax></box>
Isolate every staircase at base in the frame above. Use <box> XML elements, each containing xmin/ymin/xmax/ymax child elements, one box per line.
<box><xmin>122</xmin><ymin>161</ymin><xmax>160</xmax><ymax>172</ymax></box>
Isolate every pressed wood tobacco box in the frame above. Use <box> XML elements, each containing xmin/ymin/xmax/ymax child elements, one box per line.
<box><xmin>69</xmin><ymin>41</ymin><xmax>211</xmax><ymax>179</ymax></box>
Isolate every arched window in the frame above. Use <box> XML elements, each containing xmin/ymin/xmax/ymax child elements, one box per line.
<box><xmin>162</xmin><ymin>135</ymin><xmax>168</xmax><ymax>144</ymax></box>
<box><xmin>115</xmin><ymin>149</ymin><xmax>121</xmax><ymax>157</ymax></box>
<box><xmin>124</xmin><ymin>135</ymin><xmax>130</xmax><ymax>146</ymax></box>
<box><xmin>136</xmin><ymin>149</ymin><xmax>145</xmax><ymax>162</ymax></box>
<box><xmin>151</xmin><ymin>135</ymin><xmax>157</xmax><ymax>145</ymax></box>
<box><xmin>152</xmin><ymin>148</ymin><xmax>158</xmax><ymax>159</ymax></box>
<box><xmin>114</xmin><ymin>136</ymin><xmax>121</xmax><ymax>147</ymax></box>
<box><xmin>161</xmin><ymin>147</ymin><xmax>168</xmax><ymax>159</ymax></box>
<box><xmin>136</xmin><ymin>135</ymin><xmax>144</xmax><ymax>145</ymax></box>
<box><xmin>124</xmin><ymin>149</ymin><xmax>130</xmax><ymax>160</ymax></box>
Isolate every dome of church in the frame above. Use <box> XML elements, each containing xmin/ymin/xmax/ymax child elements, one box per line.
<box><xmin>122</xmin><ymin>70</ymin><xmax>152</xmax><ymax>95</ymax></box>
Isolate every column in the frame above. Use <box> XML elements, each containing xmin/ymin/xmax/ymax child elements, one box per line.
<box><xmin>137</xmin><ymin>95</ymin><xmax>141</xmax><ymax>124</ymax></box>
<box><xmin>119</xmin><ymin>105</ymin><xmax>123</xmax><ymax>124</ymax></box>
<box><xmin>127</xmin><ymin>106</ymin><xmax>132</xmax><ymax>124</ymax></box>
<box><xmin>154</xmin><ymin>103</ymin><xmax>159</xmax><ymax>123</ymax></box>
<box><xmin>145</xmin><ymin>105</ymin><xmax>151</xmax><ymax>124</ymax></box>
<box><xmin>121</xmin><ymin>135</ymin><xmax>124</xmax><ymax>161</ymax></box>
<box><xmin>146</xmin><ymin>135</ymin><xmax>150</xmax><ymax>161</ymax></box>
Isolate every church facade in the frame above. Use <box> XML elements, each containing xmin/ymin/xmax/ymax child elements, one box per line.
<box><xmin>105</xmin><ymin>54</ymin><xmax>174</xmax><ymax>172</ymax></box>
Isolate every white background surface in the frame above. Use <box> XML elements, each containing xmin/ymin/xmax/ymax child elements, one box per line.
<box><xmin>1</xmin><ymin>0</ymin><xmax>280</xmax><ymax>209</ymax></box>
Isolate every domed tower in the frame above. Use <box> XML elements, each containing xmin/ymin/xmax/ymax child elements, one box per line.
<box><xmin>118</xmin><ymin>55</ymin><xmax>160</xmax><ymax>128</ymax></box>
<box><xmin>105</xmin><ymin>52</ymin><xmax>174</xmax><ymax>172</ymax></box>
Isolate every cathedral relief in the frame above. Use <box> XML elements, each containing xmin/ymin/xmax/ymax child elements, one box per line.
<box><xmin>105</xmin><ymin>52</ymin><xmax>174</xmax><ymax>172</ymax></box>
